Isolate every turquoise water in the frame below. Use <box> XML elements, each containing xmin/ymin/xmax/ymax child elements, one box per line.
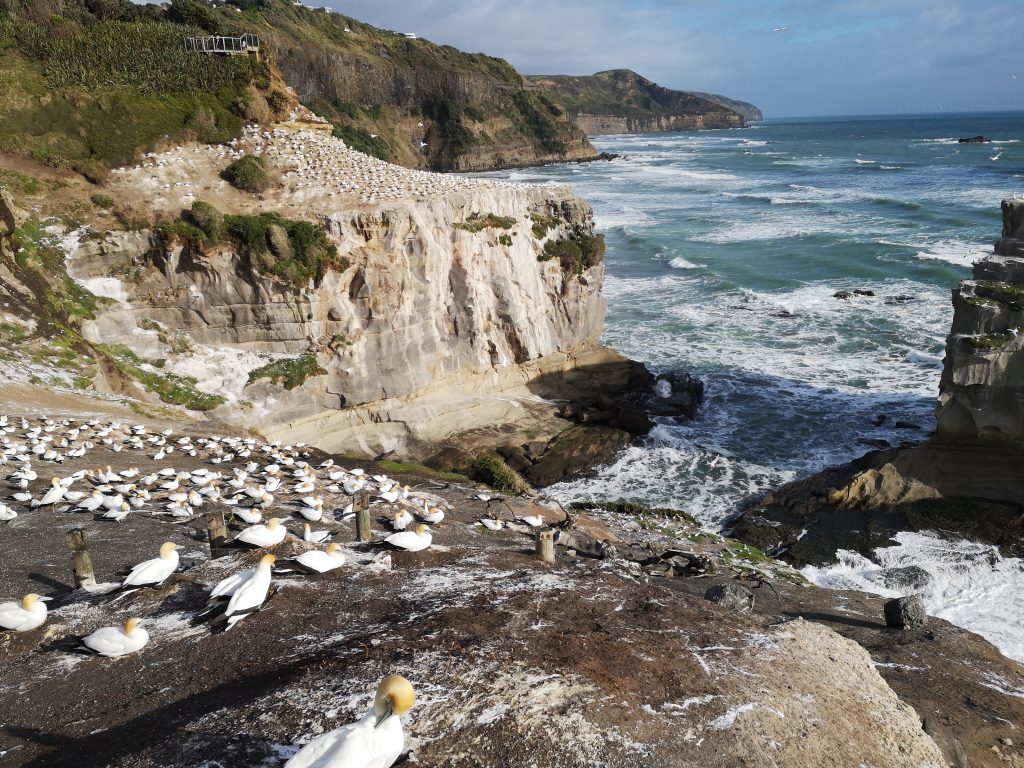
<box><xmin>487</xmin><ymin>111</ymin><xmax>1023</xmax><ymax>523</ymax></box>
<box><xmin>483</xmin><ymin>112</ymin><xmax>1024</xmax><ymax>662</ymax></box>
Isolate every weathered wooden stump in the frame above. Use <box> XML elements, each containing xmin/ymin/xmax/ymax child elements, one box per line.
<box><xmin>206</xmin><ymin>510</ymin><xmax>229</xmax><ymax>559</ymax></box>
<box><xmin>67</xmin><ymin>528</ymin><xmax>96</xmax><ymax>588</ymax></box>
<box><xmin>536</xmin><ymin>528</ymin><xmax>555</xmax><ymax>564</ymax></box>
<box><xmin>355</xmin><ymin>490</ymin><xmax>372</xmax><ymax>542</ymax></box>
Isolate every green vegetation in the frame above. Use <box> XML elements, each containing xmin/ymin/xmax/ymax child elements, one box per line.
<box><xmin>90</xmin><ymin>194</ymin><xmax>114</xmax><ymax>209</ymax></box>
<box><xmin>424</xmin><ymin>99</ymin><xmax>475</xmax><ymax>156</ymax></box>
<box><xmin>539</xmin><ymin>231</ymin><xmax>606</xmax><ymax>274</ymax></box>
<box><xmin>530</xmin><ymin>213</ymin><xmax>557</xmax><ymax>239</ymax></box>
<box><xmin>0</xmin><ymin>2</ymin><xmax>265</xmax><ymax>177</ymax></box>
<box><xmin>974</xmin><ymin>280</ymin><xmax>1024</xmax><ymax>312</ymax></box>
<box><xmin>568</xmin><ymin>500</ymin><xmax>698</xmax><ymax>526</ymax></box>
<box><xmin>473</xmin><ymin>455</ymin><xmax>531</xmax><ymax>494</ymax></box>
<box><xmin>724</xmin><ymin>539</ymin><xmax>774</xmax><ymax>564</ymax></box>
<box><xmin>180</xmin><ymin>201</ymin><xmax>347</xmax><ymax>288</ymax></box>
<box><xmin>497</xmin><ymin>234</ymin><xmax>513</xmax><ymax>247</ymax></box>
<box><xmin>100</xmin><ymin>342</ymin><xmax>225</xmax><ymax>411</ymax></box>
<box><xmin>222</xmin><ymin>154</ymin><xmax>270</xmax><ymax>193</ymax></box>
<box><xmin>963</xmin><ymin>329</ymin><xmax>1020</xmax><ymax>351</ymax></box>
<box><xmin>511</xmin><ymin>91</ymin><xmax>567</xmax><ymax>155</ymax></box>
<box><xmin>454</xmin><ymin>213</ymin><xmax>517</xmax><ymax>233</ymax></box>
<box><xmin>246</xmin><ymin>352</ymin><xmax>326</xmax><ymax>390</ymax></box>
<box><xmin>331</xmin><ymin>125</ymin><xmax>389</xmax><ymax>160</ymax></box>
<box><xmin>374</xmin><ymin>460</ymin><xmax>470</xmax><ymax>483</ymax></box>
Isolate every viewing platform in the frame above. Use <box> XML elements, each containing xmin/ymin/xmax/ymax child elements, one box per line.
<box><xmin>184</xmin><ymin>34</ymin><xmax>261</xmax><ymax>59</ymax></box>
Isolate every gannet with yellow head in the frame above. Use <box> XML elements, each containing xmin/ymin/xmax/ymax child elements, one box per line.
<box><xmin>234</xmin><ymin>517</ymin><xmax>288</xmax><ymax>548</ymax></box>
<box><xmin>0</xmin><ymin>593</ymin><xmax>52</xmax><ymax>632</ymax></box>
<box><xmin>79</xmin><ymin>617</ymin><xmax>150</xmax><ymax>657</ymax></box>
<box><xmin>383</xmin><ymin>524</ymin><xmax>431</xmax><ymax>552</ymax></box>
<box><xmin>284</xmin><ymin>675</ymin><xmax>415</xmax><ymax>768</ymax></box>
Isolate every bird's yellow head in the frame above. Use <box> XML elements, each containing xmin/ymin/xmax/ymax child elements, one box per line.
<box><xmin>21</xmin><ymin>593</ymin><xmax>43</xmax><ymax>610</ymax></box>
<box><xmin>259</xmin><ymin>553</ymin><xmax>277</xmax><ymax>567</ymax></box>
<box><xmin>415</xmin><ymin>524</ymin><xmax>428</xmax><ymax>536</ymax></box>
<box><xmin>123</xmin><ymin>617</ymin><xmax>142</xmax><ymax>634</ymax></box>
<box><xmin>326</xmin><ymin>543</ymin><xmax>342</xmax><ymax>555</ymax></box>
<box><xmin>159</xmin><ymin>542</ymin><xmax>178</xmax><ymax>558</ymax></box>
<box><xmin>373</xmin><ymin>675</ymin><xmax>415</xmax><ymax>726</ymax></box>
<box><xmin>266</xmin><ymin>518</ymin><xmax>283</xmax><ymax>530</ymax></box>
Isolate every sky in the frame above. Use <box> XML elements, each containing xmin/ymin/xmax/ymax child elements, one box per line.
<box><xmin>327</xmin><ymin>0</ymin><xmax>1024</xmax><ymax>118</ymax></box>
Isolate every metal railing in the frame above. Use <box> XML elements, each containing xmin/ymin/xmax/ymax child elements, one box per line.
<box><xmin>184</xmin><ymin>34</ymin><xmax>261</xmax><ymax>56</ymax></box>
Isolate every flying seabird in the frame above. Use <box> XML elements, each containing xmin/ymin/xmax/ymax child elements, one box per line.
<box><xmin>284</xmin><ymin>675</ymin><xmax>415</xmax><ymax>768</ymax></box>
<box><xmin>0</xmin><ymin>593</ymin><xmax>51</xmax><ymax>632</ymax></box>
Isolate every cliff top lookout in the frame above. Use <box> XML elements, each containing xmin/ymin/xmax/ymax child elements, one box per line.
<box><xmin>184</xmin><ymin>33</ymin><xmax>261</xmax><ymax>60</ymax></box>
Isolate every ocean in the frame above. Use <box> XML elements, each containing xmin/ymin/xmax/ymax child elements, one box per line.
<box><xmin>481</xmin><ymin>111</ymin><xmax>1024</xmax><ymax>662</ymax></box>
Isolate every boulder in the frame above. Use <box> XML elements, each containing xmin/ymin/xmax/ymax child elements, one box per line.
<box><xmin>884</xmin><ymin>595</ymin><xmax>927</xmax><ymax>629</ymax></box>
<box><xmin>0</xmin><ymin>187</ymin><xmax>28</xmax><ymax>235</ymax></box>
<box><xmin>880</xmin><ymin>566</ymin><xmax>932</xmax><ymax>593</ymax></box>
<box><xmin>704</xmin><ymin>582</ymin><xmax>755</xmax><ymax>612</ymax></box>
<box><xmin>957</xmin><ymin>135</ymin><xmax>991</xmax><ymax>143</ymax></box>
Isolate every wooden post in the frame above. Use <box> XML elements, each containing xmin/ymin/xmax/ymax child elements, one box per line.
<box><xmin>355</xmin><ymin>491</ymin><xmax>372</xmax><ymax>542</ymax></box>
<box><xmin>67</xmin><ymin>528</ymin><xmax>96</xmax><ymax>588</ymax></box>
<box><xmin>536</xmin><ymin>528</ymin><xmax>554</xmax><ymax>564</ymax></box>
<box><xmin>206</xmin><ymin>510</ymin><xmax>228</xmax><ymax>559</ymax></box>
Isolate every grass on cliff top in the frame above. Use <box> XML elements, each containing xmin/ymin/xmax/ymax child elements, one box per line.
<box><xmin>974</xmin><ymin>280</ymin><xmax>1024</xmax><ymax>312</ymax></box>
<box><xmin>962</xmin><ymin>329</ymin><xmax>1022</xmax><ymax>351</ymax></box>
<box><xmin>246</xmin><ymin>353</ymin><xmax>326</xmax><ymax>390</ymax></box>
<box><xmin>473</xmin><ymin>455</ymin><xmax>532</xmax><ymax>494</ymax></box>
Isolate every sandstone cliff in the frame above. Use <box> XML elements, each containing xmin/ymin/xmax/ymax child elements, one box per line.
<box><xmin>527</xmin><ymin>69</ymin><xmax>759</xmax><ymax>136</ymax></box>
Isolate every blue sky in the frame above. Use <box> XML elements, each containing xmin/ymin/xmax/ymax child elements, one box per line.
<box><xmin>328</xmin><ymin>0</ymin><xmax>1024</xmax><ymax>117</ymax></box>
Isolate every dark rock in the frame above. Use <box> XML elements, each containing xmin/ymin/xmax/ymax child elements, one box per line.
<box><xmin>503</xmin><ymin>450</ymin><xmax>534</xmax><ymax>475</ymax></box>
<box><xmin>731</xmin><ymin>513</ymin><xmax>794</xmax><ymax>557</ymax></box>
<box><xmin>881</xmin><ymin>566</ymin><xmax>932</xmax><ymax>593</ymax></box>
<box><xmin>523</xmin><ymin>441</ymin><xmax>548</xmax><ymax>460</ymax></box>
<box><xmin>884</xmin><ymin>595</ymin><xmax>928</xmax><ymax>629</ymax></box>
<box><xmin>858</xmin><ymin>438</ymin><xmax>891</xmax><ymax>449</ymax></box>
<box><xmin>872</xmin><ymin>414</ymin><xmax>887</xmax><ymax>427</ymax></box>
<box><xmin>957</xmin><ymin>136</ymin><xmax>991</xmax><ymax>143</ymax></box>
<box><xmin>894</xmin><ymin>421</ymin><xmax>921</xmax><ymax>430</ymax></box>
<box><xmin>771</xmin><ymin>309</ymin><xmax>796</xmax><ymax>318</ymax></box>
<box><xmin>885</xmin><ymin>294</ymin><xmax>916</xmax><ymax>305</ymax></box>
<box><xmin>524</xmin><ymin>425</ymin><xmax>631</xmax><ymax>487</ymax></box>
<box><xmin>853</xmin><ymin>289</ymin><xmax>876</xmax><ymax>297</ymax></box>
<box><xmin>704</xmin><ymin>582</ymin><xmax>755</xmax><ymax>613</ymax></box>
<box><xmin>834</xmin><ymin>291</ymin><xmax>852</xmax><ymax>300</ymax></box>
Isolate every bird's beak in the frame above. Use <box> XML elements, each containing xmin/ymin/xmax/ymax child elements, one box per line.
<box><xmin>38</xmin><ymin>596</ymin><xmax>53</xmax><ymax>602</ymax></box>
<box><xmin>374</xmin><ymin>700</ymin><xmax>393</xmax><ymax>728</ymax></box>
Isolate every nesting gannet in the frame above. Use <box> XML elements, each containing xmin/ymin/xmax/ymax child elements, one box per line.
<box><xmin>384</xmin><ymin>524</ymin><xmax>431</xmax><ymax>552</ymax></box>
<box><xmin>479</xmin><ymin>517</ymin><xmax>503</xmax><ymax>531</ymax></box>
<box><xmin>222</xmin><ymin>553</ymin><xmax>275</xmax><ymax>630</ymax></box>
<box><xmin>419</xmin><ymin>507</ymin><xmax>444</xmax><ymax>525</ymax></box>
<box><xmin>234</xmin><ymin>517</ymin><xmax>288</xmax><ymax>548</ymax></box>
<box><xmin>114</xmin><ymin>542</ymin><xmax>179</xmax><ymax>596</ymax></box>
<box><xmin>390</xmin><ymin>510</ymin><xmax>413</xmax><ymax>531</ymax></box>
<box><xmin>303</xmin><ymin>522</ymin><xmax>331</xmax><ymax>544</ymax></box>
<box><xmin>284</xmin><ymin>675</ymin><xmax>415</xmax><ymax>768</ymax></box>
<box><xmin>0</xmin><ymin>503</ymin><xmax>16</xmax><ymax>521</ymax></box>
<box><xmin>519</xmin><ymin>514</ymin><xmax>544</xmax><ymax>528</ymax></box>
<box><xmin>0</xmin><ymin>593</ymin><xmax>51</xmax><ymax>632</ymax></box>
<box><xmin>33</xmin><ymin>478</ymin><xmax>67</xmax><ymax>508</ymax></box>
<box><xmin>78</xmin><ymin>618</ymin><xmax>150</xmax><ymax>657</ymax></box>
<box><xmin>286</xmin><ymin>543</ymin><xmax>345</xmax><ymax>574</ymax></box>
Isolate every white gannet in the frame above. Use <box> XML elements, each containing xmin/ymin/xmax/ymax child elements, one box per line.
<box><xmin>101</xmin><ymin>502</ymin><xmax>131</xmax><ymax>523</ymax></box>
<box><xmin>0</xmin><ymin>503</ymin><xmax>16</xmax><ymax>521</ymax></box>
<box><xmin>384</xmin><ymin>524</ymin><xmax>431</xmax><ymax>552</ymax></box>
<box><xmin>419</xmin><ymin>507</ymin><xmax>444</xmax><ymax>525</ymax></box>
<box><xmin>519</xmin><ymin>514</ymin><xmax>544</xmax><ymax>528</ymax></box>
<box><xmin>79</xmin><ymin>617</ymin><xmax>150</xmax><ymax>656</ymax></box>
<box><xmin>287</xmin><ymin>542</ymin><xmax>345</xmax><ymax>574</ymax></box>
<box><xmin>303</xmin><ymin>522</ymin><xmax>331</xmax><ymax>544</ymax></box>
<box><xmin>0</xmin><ymin>593</ymin><xmax>51</xmax><ymax>632</ymax></box>
<box><xmin>479</xmin><ymin>517</ymin><xmax>503</xmax><ymax>531</ymax></box>
<box><xmin>114</xmin><ymin>542</ymin><xmax>179</xmax><ymax>596</ymax></box>
<box><xmin>390</xmin><ymin>510</ymin><xmax>413</xmax><ymax>531</ymax></box>
<box><xmin>234</xmin><ymin>507</ymin><xmax>264</xmax><ymax>525</ymax></box>
<box><xmin>33</xmin><ymin>478</ymin><xmax>67</xmax><ymax>508</ymax></box>
<box><xmin>234</xmin><ymin>517</ymin><xmax>288</xmax><ymax>548</ymax></box>
<box><xmin>76</xmin><ymin>490</ymin><xmax>104</xmax><ymax>512</ymax></box>
<box><xmin>285</xmin><ymin>675</ymin><xmax>415</xmax><ymax>768</ymax></box>
<box><xmin>221</xmin><ymin>553</ymin><xmax>275</xmax><ymax>630</ymax></box>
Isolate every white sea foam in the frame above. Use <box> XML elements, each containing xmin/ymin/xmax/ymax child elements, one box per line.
<box><xmin>802</xmin><ymin>531</ymin><xmax>1024</xmax><ymax>663</ymax></box>
<box><xmin>76</xmin><ymin>276</ymin><xmax>131</xmax><ymax>304</ymax></box>
<box><xmin>667</xmin><ymin>257</ymin><xmax>703</xmax><ymax>270</ymax></box>
<box><xmin>854</xmin><ymin>159</ymin><xmax>877</xmax><ymax>165</ymax></box>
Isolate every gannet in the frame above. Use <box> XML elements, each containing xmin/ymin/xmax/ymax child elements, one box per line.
<box><xmin>419</xmin><ymin>507</ymin><xmax>444</xmax><ymax>524</ymax></box>
<box><xmin>79</xmin><ymin>617</ymin><xmax>150</xmax><ymax>656</ymax></box>
<box><xmin>0</xmin><ymin>593</ymin><xmax>51</xmax><ymax>632</ymax></box>
<box><xmin>235</xmin><ymin>507</ymin><xmax>264</xmax><ymax>524</ymax></box>
<box><xmin>519</xmin><ymin>514</ymin><xmax>544</xmax><ymax>528</ymax></box>
<box><xmin>390</xmin><ymin>510</ymin><xmax>413</xmax><ymax>531</ymax></box>
<box><xmin>101</xmin><ymin>501</ymin><xmax>131</xmax><ymax>523</ymax></box>
<box><xmin>116</xmin><ymin>542</ymin><xmax>180</xmax><ymax>595</ymax></box>
<box><xmin>221</xmin><ymin>553</ymin><xmax>275</xmax><ymax>630</ymax></box>
<box><xmin>384</xmin><ymin>524</ymin><xmax>431</xmax><ymax>552</ymax></box>
<box><xmin>234</xmin><ymin>517</ymin><xmax>288</xmax><ymax>548</ymax></box>
<box><xmin>479</xmin><ymin>517</ymin><xmax>503</xmax><ymax>531</ymax></box>
<box><xmin>303</xmin><ymin>522</ymin><xmax>331</xmax><ymax>544</ymax></box>
<box><xmin>286</xmin><ymin>543</ymin><xmax>346</xmax><ymax>574</ymax></box>
<box><xmin>285</xmin><ymin>675</ymin><xmax>415</xmax><ymax>768</ymax></box>
<box><xmin>0</xmin><ymin>503</ymin><xmax>16</xmax><ymax>521</ymax></box>
<box><xmin>33</xmin><ymin>478</ymin><xmax>67</xmax><ymax>507</ymax></box>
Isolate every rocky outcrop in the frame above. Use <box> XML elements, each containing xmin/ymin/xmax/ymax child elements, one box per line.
<box><xmin>528</xmin><ymin>70</ymin><xmax>758</xmax><ymax>136</ymax></box>
<box><xmin>72</xmin><ymin>184</ymin><xmax>666</xmax><ymax>474</ymax></box>
<box><xmin>935</xmin><ymin>198</ymin><xmax>1024</xmax><ymax>445</ymax></box>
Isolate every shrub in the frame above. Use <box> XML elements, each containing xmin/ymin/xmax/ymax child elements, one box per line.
<box><xmin>331</xmin><ymin>126</ymin><xmax>389</xmax><ymax>160</ymax></box>
<box><xmin>222</xmin><ymin>154</ymin><xmax>270</xmax><ymax>193</ymax></box>
<box><xmin>473</xmin><ymin>455</ymin><xmax>531</xmax><ymax>494</ymax></box>
<box><xmin>188</xmin><ymin>200</ymin><xmax>224</xmax><ymax>242</ymax></box>
<box><xmin>90</xmin><ymin>193</ymin><xmax>114</xmax><ymax>208</ymax></box>
<box><xmin>539</xmin><ymin>232</ymin><xmax>605</xmax><ymax>274</ymax></box>
<box><xmin>246</xmin><ymin>352</ymin><xmax>326</xmax><ymax>390</ymax></box>
<box><xmin>266</xmin><ymin>89</ymin><xmax>290</xmax><ymax>116</ymax></box>
<box><xmin>222</xmin><ymin>212</ymin><xmax>347</xmax><ymax>287</ymax></box>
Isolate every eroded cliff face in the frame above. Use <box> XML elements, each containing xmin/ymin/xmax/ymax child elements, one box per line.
<box><xmin>72</xmin><ymin>184</ymin><xmax>638</xmax><ymax>461</ymax></box>
<box><xmin>574</xmin><ymin>112</ymin><xmax>743</xmax><ymax>136</ymax></box>
<box><xmin>936</xmin><ymin>198</ymin><xmax>1024</xmax><ymax>445</ymax></box>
